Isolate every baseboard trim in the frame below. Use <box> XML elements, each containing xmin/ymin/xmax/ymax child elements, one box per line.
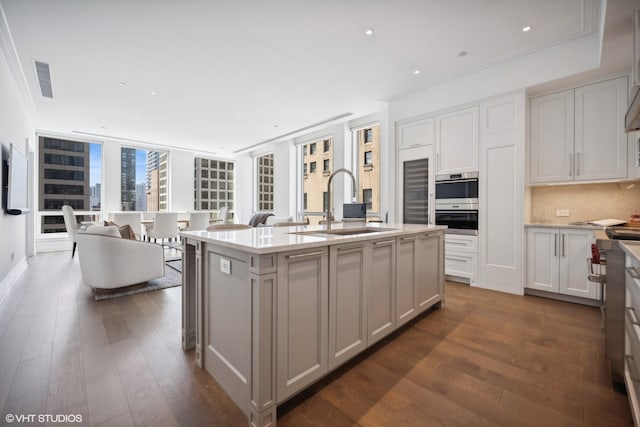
<box><xmin>0</xmin><ymin>257</ymin><xmax>29</xmax><ymax>306</ymax></box>
<box><xmin>524</xmin><ymin>288</ymin><xmax>600</xmax><ymax>307</ymax></box>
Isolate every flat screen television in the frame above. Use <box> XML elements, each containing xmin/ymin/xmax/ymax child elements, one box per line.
<box><xmin>5</xmin><ymin>144</ymin><xmax>30</xmax><ymax>215</ymax></box>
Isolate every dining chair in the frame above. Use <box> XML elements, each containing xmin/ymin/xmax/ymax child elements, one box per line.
<box><xmin>62</xmin><ymin>205</ymin><xmax>80</xmax><ymax>257</ymax></box>
<box><xmin>145</xmin><ymin>212</ymin><xmax>179</xmax><ymax>244</ymax></box>
<box><xmin>184</xmin><ymin>211</ymin><xmax>211</xmax><ymax>231</ymax></box>
<box><xmin>112</xmin><ymin>212</ymin><xmax>143</xmax><ymax>238</ymax></box>
<box><xmin>216</xmin><ymin>206</ymin><xmax>229</xmax><ymax>223</ymax></box>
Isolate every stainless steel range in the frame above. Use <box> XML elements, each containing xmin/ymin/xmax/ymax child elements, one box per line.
<box><xmin>597</xmin><ymin>227</ymin><xmax>640</xmax><ymax>385</ymax></box>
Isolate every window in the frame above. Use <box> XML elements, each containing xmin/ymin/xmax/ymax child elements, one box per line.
<box><xmin>256</xmin><ymin>153</ymin><xmax>274</xmax><ymax>211</ymax></box>
<box><xmin>352</xmin><ymin>124</ymin><xmax>380</xmax><ymax>218</ymax></box>
<box><xmin>195</xmin><ymin>157</ymin><xmax>235</xmax><ymax>219</ymax></box>
<box><xmin>120</xmin><ymin>147</ymin><xmax>168</xmax><ymax>211</ymax></box>
<box><xmin>364</xmin><ymin>128</ymin><xmax>373</xmax><ymax>143</ymax></box>
<box><xmin>363</xmin><ymin>189</ymin><xmax>373</xmax><ymax>210</ymax></box>
<box><xmin>301</xmin><ymin>137</ymin><xmax>333</xmax><ymax>225</ymax></box>
<box><xmin>38</xmin><ymin>135</ymin><xmax>101</xmax><ymax>234</ymax></box>
<box><xmin>364</xmin><ymin>151</ymin><xmax>373</xmax><ymax>165</ymax></box>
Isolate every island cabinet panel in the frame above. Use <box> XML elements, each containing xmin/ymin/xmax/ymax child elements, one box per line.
<box><xmin>396</xmin><ymin>233</ymin><xmax>444</xmax><ymax>327</ymax></box>
<box><xmin>416</xmin><ymin>233</ymin><xmax>443</xmax><ymax>312</ymax></box>
<box><xmin>203</xmin><ymin>248</ymin><xmax>252</xmax><ymax>414</ymax></box>
<box><xmin>368</xmin><ymin>238</ymin><xmax>396</xmax><ymax>346</ymax></box>
<box><xmin>276</xmin><ymin>248</ymin><xmax>329</xmax><ymax>402</ymax></box>
<box><xmin>396</xmin><ymin>235</ymin><xmax>418</xmax><ymax>326</ymax></box>
<box><xmin>329</xmin><ymin>243</ymin><xmax>367</xmax><ymax>369</ymax></box>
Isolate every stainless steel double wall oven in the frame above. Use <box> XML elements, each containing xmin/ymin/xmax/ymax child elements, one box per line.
<box><xmin>434</xmin><ymin>172</ymin><xmax>478</xmax><ymax>235</ymax></box>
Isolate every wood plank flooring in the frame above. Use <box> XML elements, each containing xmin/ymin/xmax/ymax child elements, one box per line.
<box><xmin>0</xmin><ymin>251</ymin><xmax>631</xmax><ymax>426</ymax></box>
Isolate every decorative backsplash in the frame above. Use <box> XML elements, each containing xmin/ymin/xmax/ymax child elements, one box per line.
<box><xmin>530</xmin><ymin>181</ymin><xmax>640</xmax><ymax>224</ymax></box>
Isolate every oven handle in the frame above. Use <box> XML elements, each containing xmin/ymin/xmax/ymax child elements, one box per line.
<box><xmin>435</xmin><ymin>178</ymin><xmax>478</xmax><ymax>184</ymax></box>
<box><xmin>435</xmin><ymin>210</ymin><xmax>479</xmax><ymax>214</ymax></box>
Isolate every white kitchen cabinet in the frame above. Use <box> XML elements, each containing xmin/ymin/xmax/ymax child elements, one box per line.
<box><xmin>397</xmin><ymin>116</ymin><xmax>434</xmax><ymax>150</ymax></box>
<box><xmin>396</xmin><ymin>232</ymin><xmax>443</xmax><ymax>327</ymax></box>
<box><xmin>276</xmin><ymin>248</ymin><xmax>329</xmax><ymax>401</ymax></box>
<box><xmin>435</xmin><ymin>106</ymin><xmax>479</xmax><ymax>175</ymax></box>
<box><xmin>444</xmin><ymin>234</ymin><xmax>478</xmax><ymax>284</ymax></box>
<box><xmin>328</xmin><ymin>243</ymin><xmax>367</xmax><ymax>369</ymax></box>
<box><xmin>367</xmin><ymin>238</ymin><xmax>396</xmax><ymax>346</ymax></box>
<box><xmin>526</xmin><ymin>227</ymin><xmax>598</xmax><ymax>299</ymax></box>
<box><xmin>529</xmin><ymin>90</ymin><xmax>574</xmax><ymax>183</ymax></box>
<box><xmin>530</xmin><ymin>76</ymin><xmax>628</xmax><ymax>184</ymax></box>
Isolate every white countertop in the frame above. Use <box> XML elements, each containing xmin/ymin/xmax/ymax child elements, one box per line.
<box><xmin>525</xmin><ymin>223</ymin><xmax>603</xmax><ymax>230</ymax></box>
<box><xmin>180</xmin><ymin>223</ymin><xmax>446</xmax><ymax>254</ymax></box>
<box><xmin>621</xmin><ymin>241</ymin><xmax>640</xmax><ymax>262</ymax></box>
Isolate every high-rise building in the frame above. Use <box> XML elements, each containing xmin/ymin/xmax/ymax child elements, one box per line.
<box><xmin>121</xmin><ymin>147</ymin><xmax>136</xmax><ymax>210</ymax></box>
<box><xmin>39</xmin><ymin>136</ymin><xmax>91</xmax><ymax>233</ymax></box>
<box><xmin>146</xmin><ymin>168</ymin><xmax>159</xmax><ymax>211</ymax></box>
<box><xmin>135</xmin><ymin>182</ymin><xmax>146</xmax><ymax>211</ymax></box>
<box><xmin>146</xmin><ymin>151</ymin><xmax>159</xmax><ymax>192</ymax></box>
<box><xmin>90</xmin><ymin>183</ymin><xmax>101</xmax><ymax>210</ymax></box>
<box><xmin>302</xmin><ymin>138</ymin><xmax>333</xmax><ymax>224</ymax></box>
<box><xmin>159</xmin><ymin>151</ymin><xmax>168</xmax><ymax>211</ymax></box>
<box><xmin>194</xmin><ymin>158</ymin><xmax>234</xmax><ymax>220</ymax></box>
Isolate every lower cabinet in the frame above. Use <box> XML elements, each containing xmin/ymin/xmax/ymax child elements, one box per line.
<box><xmin>396</xmin><ymin>232</ymin><xmax>443</xmax><ymax>327</ymax></box>
<box><xmin>276</xmin><ymin>248</ymin><xmax>329</xmax><ymax>402</ymax></box>
<box><xmin>526</xmin><ymin>227</ymin><xmax>597</xmax><ymax>299</ymax></box>
<box><xmin>444</xmin><ymin>234</ymin><xmax>478</xmax><ymax>284</ymax></box>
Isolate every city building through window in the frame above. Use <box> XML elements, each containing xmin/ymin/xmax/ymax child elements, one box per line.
<box><xmin>256</xmin><ymin>153</ymin><xmax>274</xmax><ymax>212</ymax></box>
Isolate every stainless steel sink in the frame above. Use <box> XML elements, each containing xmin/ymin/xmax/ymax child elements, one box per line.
<box><xmin>290</xmin><ymin>227</ymin><xmax>397</xmax><ymax>236</ymax></box>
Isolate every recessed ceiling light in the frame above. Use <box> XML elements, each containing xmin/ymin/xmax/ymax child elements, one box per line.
<box><xmin>522</xmin><ymin>26</ymin><xmax>531</xmax><ymax>32</ymax></box>
<box><xmin>151</xmin><ymin>91</ymin><xmax>157</xmax><ymax>96</ymax></box>
<box><xmin>118</xmin><ymin>82</ymin><xmax>125</xmax><ymax>87</ymax></box>
<box><xmin>458</xmin><ymin>51</ymin><xmax>468</xmax><ymax>57</ymax></box>
<box><xmin>273</xmin><ymin>124</ymin><xmax>279</xmax><ymax>128</ymax></box>
<box><xmin>365</xmin><ymin>28</ymin><xmax>374</xmax><ymax>36</ymax></box>
<box><xmin>413</xmin><ymin>69</ymin><xmax>421</xmax><ymax>75</ymax></box>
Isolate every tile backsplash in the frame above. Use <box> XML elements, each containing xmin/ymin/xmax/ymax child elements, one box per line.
<box><xmin>530</xmin><ymin>181</ymin><xmax>640</xmax><ymax>224</ymax></box>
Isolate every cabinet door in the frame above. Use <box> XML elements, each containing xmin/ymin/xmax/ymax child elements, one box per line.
<box><xmin>396</xmin><ymin>235</ymin><xmax>418</xmax><ymax>326</ymax></box>
<box><xmin>276</xmin><ymin>248</ymin><xmax>328</xmax><ymax>401</ymax></box>
<box><xmin>397</xmin><ymin>116</ymin><xmax>434</xmax><ymax>150</ymax></box>
<box><xmin>526</xmin><ymin>228</ymin><xmax>559</xmax><ymax>292</ymax></box>
<box><xmin>416</xmin><ymin>233</ymin><xmax>442</xmax><ymax>312</ymax></box>
<box><xmin>328</xmin><ymin>243</ymin><xmax>367</xmax><ymax>369</ymax></box>
<box><xmin>435</xmin><ymin>106</ymin><xmax>478</xmax><ymax>174</ymax></box>
<box><xmin>574</xmin><ymin>77</ymin><xmax>628</xmax><ymax>181</ymax></box>
<box><xmin>367</xmin><ymin>238</ymin><xmax>396</xmax><ymax>346</ymax></box>
<box><xmin>529</xmin><ymin>90</ymin><xmax>574</xmax><ymax>183</ymax></box>
<box><xmin>559</xmin><ymin>229</ymin><xmax>597</xmax><ymax>299</ymax></box>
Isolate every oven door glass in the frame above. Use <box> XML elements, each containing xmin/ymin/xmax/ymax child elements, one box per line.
<box><xmin>434</xmin><ymin>210</ymin><xmax>478</xmax><ymax>230</ymax></box>
<box><xmin>435</xmin><ymin>179</ymin><xmax>478</xmax><ymax>200</ymax></box>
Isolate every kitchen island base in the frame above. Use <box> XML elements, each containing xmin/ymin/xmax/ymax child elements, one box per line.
<box><xmin>181</xmin><ymin>226</ymin><xmax>445</xmax><ymax>427</ymax></box>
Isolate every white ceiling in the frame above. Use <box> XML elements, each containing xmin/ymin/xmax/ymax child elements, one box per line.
<box><xmin>0</xmin><ymin>0</ymin><xmax>632</xmax><ymax>155</ymax></box>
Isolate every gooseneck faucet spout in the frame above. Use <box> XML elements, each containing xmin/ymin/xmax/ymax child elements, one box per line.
<box><xmin>326</xmin><ymin>168</ymin><xmax>357</xmax><ymax>229</ymax></box>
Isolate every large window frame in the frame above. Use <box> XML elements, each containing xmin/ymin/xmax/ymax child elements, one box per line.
<box><xmin>119</xmin><ymin>146</ymin><xmax>169</xmax><ymax>212</ymax></box>
<box><xmin>298</xmin><ymin>135</ymin><xmax>334</xmax><ymax>225</ymax></box>
<box><xmin>254</xmin><ymin>152</ymin><xmax>274</xmax><ymax>212</ymax></box>
<box><xmin>194</xmin><ymin>157</ymin><xmax>235</xmax><ymax>220</ymax></box>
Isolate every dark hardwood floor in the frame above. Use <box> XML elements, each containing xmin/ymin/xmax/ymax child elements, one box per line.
<box><xmin>0</xmin><ymin>251</ymin><xmax>632</xmax><ymax>426</ymax></box>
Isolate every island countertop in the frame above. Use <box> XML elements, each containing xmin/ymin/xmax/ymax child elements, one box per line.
<box><xmin>180</xmin><ymin>223</ymin><xmax>447</xmax><ymax>254</ymax></box>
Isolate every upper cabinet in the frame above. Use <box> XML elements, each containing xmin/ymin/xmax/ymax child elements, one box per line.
<box><xmin>435</xmin><ymin>106</ymin><xmax>479</xmax><ymax>175</ymax></box>
<box><xmin>529</xmin><ymin>76</ymin><xmax>628</xmax><ymax>184</ymax></box>
<box><xmin>397</xmin><ymin>116</ymin><xmax>434</xmax><ymax>150</ymax></box>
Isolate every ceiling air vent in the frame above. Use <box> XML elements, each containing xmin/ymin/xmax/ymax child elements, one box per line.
<box><xmin>34</xmin><ymin>61</ymin><xmax>53</xmax><ymax>98</ymax></box>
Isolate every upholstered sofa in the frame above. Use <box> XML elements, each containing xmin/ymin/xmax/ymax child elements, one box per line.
<box><xmin>76</xmin><ymin>225</ymin><xmax>165</xmax><ymax>289</ymax></box>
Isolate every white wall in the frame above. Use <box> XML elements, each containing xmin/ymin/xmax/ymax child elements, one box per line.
<box><xmin>0</xmin><ymin>49</ymin><xmax>34</xmax><ymax>286</ymax></box>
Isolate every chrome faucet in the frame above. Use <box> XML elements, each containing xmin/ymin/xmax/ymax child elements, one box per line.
<box><xmin>326</xmin><ymin>168</ymin><xmax>357</xmax><ymax>229</ymax></box>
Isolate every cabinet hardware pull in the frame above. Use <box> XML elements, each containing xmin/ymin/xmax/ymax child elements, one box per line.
<box><xmin>401</xmin><ymin>236</ymin><xmax>417</xmax><ymax>242</ymax></box>
<box><xmin>576</xmin><ymin>152</ymin><xmax>580</xmax><ymax>176</ymax></box>
<box><xmin>569</xmin><ymin>153</ymin><xmax>573</xmax><ymax>177</ymax></box>
<box><xmin>446</xmin><ymin>241</ymin><xmax>467</xmax><ymax>246</ymax></box>
<box><xmin>627</xmin><ymin>267</ymin><xmax>640</xmax><ymax>280</ymax></box>
<box><xmin>626</xmin><ymin>355</ymin><xmax>640</xmax><ymax>382</ymax></box>
<box><xmin>338</xmin><ymin>245</ymin><xmax>364</xmax><ymax>253</ymax></box>
<box><xmin>554</xmin><ymin>234</ymin><xmax>557</xmax><ymax>257</ymax></box>
<box><xmin>628</xmin><ymin>307</ymin><xmax>640</xmax><ymax>326</ymax></box>
<box><xmin>562</xmin><ymin>234</ymin><xmax>566</xmax><ymax>257</ymax></box>
<box><xmin>287</xmin><ymin>250</ymin><xmax>324</xmax><ymax>260</ymax></box>
<box><xmin>445</xmin><ymin>257</ymin><xmax>467</xmax><ymax>262</ymax></box>
<box><xmin>373</xmin><ymin>240</ymin><xmax>394</xmax><ymax>246</ymax></box>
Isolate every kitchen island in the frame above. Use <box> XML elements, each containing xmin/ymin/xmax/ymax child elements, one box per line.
<box><xmin>180</xmin><ymin>223</ymin><xmax>446</xmax><ymax>427</ymax></box>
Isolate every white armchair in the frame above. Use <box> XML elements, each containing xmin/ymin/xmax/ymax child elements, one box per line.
<box><xmin>76</xmin><ymin>231</ymin><xmax>165</xmax><ymax>289</ymax></box>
